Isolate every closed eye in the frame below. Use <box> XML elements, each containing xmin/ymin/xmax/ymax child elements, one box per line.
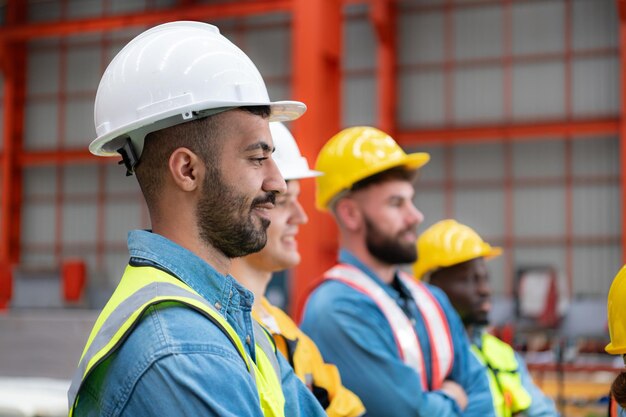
<box><xmin>388</xmin><ymin>197</ymin><xmax>405</xmax><ymax>207</ymax></box>
<box><xmin>251</xmin><ymin>157</ymin><xmax>269</xmax><ymax>166</ymax></box>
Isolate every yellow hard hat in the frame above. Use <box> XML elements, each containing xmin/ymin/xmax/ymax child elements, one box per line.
<box><xmin>606</xmin><ymin>265</ymin><xmax>626</xmax><ymax>355</ymax></box>
<box><xmin>413</xmin><ymin>219</ymin><xmax>502</xmax><ymax>280</ymax></box>
<box><xmin>314</xmin><ymin>126</ymin><xmax>430</xmax><ymax>211</ymax></box>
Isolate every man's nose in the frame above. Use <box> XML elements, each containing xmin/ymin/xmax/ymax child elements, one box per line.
<box><xmin>264</xmin><ymin>158</ymin><xmax>287</xmax><ymax>195</ymax></box>
<box><xmin>408</xmin><ymin>202</ymin><xmax>424</xmax><ymax>226</ymax></box>
<box><xmin>477</xmin><ymin>277</ymin><xmax>491</xmax><ymax>296</ymax></box>
<box><xmin>290</xmin><ymin>199</ymin><xmax>309</xmax><ymax>225</ymax></box>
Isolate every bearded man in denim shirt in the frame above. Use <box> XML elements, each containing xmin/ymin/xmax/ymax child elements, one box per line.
<box><xmin>68</xmin><ymin>21</ymin><xmax>325</xmax><ymax>417</ymax></box>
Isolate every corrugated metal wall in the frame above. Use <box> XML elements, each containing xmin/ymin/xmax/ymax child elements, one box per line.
<box><xmin>382</xmin><ymin>0</ymin><xmax>619</xmax><ymax>296</ymax></box>
<box><xmin>0</xmin><ymin>0</ymin><xmax>621</xmax><ymax>305</ymax></box>
<box><xmin>12</xmin><ymin>2</ymin><xmax>296</xmax><ymax>306</ymax></box>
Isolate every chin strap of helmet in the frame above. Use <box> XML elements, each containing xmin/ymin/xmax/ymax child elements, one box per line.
<box><xmin>117</xmin><ymin>138</ymin><xmax>139</xmax><ymax>176</ymax></box>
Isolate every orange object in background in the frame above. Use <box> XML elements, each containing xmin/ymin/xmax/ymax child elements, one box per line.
<box><xmin>0</xmin><ymin>263</ymin><xmax>12</xmax><ymax>310</ymax></box>
<box><xmin>62</xmin><ymin>260</ymin><xmax>86</xmax><ymax>303</ymax></box>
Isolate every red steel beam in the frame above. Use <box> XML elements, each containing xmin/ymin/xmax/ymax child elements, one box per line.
<box><xmin>55</xmin><ymin>25</ymin><xmax>68</xmax><ymax>263</ymax></box>
<box><xmin>503</xmin><ymin>140</ymin><xmax>514</xmax><ymax>296</ymax></box>
<box><xmin>618</xmin><ymin>0</ymin><xmax>626</xmax><ymax>22</ymax></box>
<box><xmin>291</xmin><ymin>0</ymin><xmax>342</xmax><ymax>321</ymax></box>
<box><xmin>0</xmin><ymin>66</ymin><xmax>17</xmax><ymax>264</ymax></box>
<box><xmin>370</xmin><ymin>0</ymin><xmax>397</xmax><ymax>134</ymax></box>
<box><xmin>616</xmin><ymin>0</ymin><xmax>626</xmax><ymax>268</ymax></box>
<box><xmin>502</xmin><ymin>0</ymin><xmax>514</xmax><ymax>296</ymax></box>
<box><xmin>15</xmin><ymin>118</ymin><xmax>616</xmax><ymax>165</ymax></box>
<box><xmin>443</xmin><ymin>0</ymin><xmax>454</xmax><ymax>124</ymax></box>
<box><xmin>396</xmin><ymin>118</ymin><xmax>619</xmax><ymax>145</ymax></box>
<box><xmin>18</xmin><ymin>149</ymin><xmax>101</xmax><ymax>166</ymax></box>
<box><xmin>564</xmin><ymin>0</ymin><xmax>574</xmax><ymax>297</ymax></box>
<box><xmin>0</xmin><ymin>0</ymin><xmax>291</xmax><ymax>41</ymax></box>
<box><xmin>0</xmin><ymin>0</ymin><xmax>27</xmax><ymax>308</ymax></box>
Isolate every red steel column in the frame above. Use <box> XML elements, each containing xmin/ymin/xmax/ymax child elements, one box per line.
<box><xmin>619</xmin><ymin>0</ymin><xmax>626</xmax><ymax>265</ymax></box>
<box><xmin>502</xmin><ymin>0</ymin><xmax>514</xmax><ymax>295</ymax></box>
<box><xmin>564</xmin><ymin>0</ymin><xmax>574</xmax><ymax>296</ymax></box>
<box><xmin>371</xmin><ymin>0</ymin><xmax>397</xmax><ymax>134</ymax></box>
<box><xmin>291</xmin><ymin>0</ymin><xmax>342</xmax><ymax>320</ymax></box>
<box><xmin>0</xmin><ymin>0</ymin><xmax>27</xmax><ymax>308</ymax></box>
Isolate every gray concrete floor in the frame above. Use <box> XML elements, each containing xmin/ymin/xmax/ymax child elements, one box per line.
<box><xmin>0</xmin><ymin>309</ymin><xmax>98</xmax><ymax>379</ymax></box>
<box><xmin>0</xmin><ymin>310</ymin><xmax>98</xmax><ymax>416</ymax></box>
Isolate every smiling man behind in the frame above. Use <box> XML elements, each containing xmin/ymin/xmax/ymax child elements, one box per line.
<box><xmin>232</xmin><ymin>122</ymin><xmax>365</xmax><ymax>417</ymax></box>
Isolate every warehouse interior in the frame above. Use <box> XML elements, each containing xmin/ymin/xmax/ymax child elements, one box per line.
<box><xmin>0</xmin><ymin>0</ymin><xmax>622</xmax><ymax>415</ymax></box>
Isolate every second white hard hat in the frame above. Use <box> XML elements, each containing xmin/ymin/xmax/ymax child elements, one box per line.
<box><xmin>270</xmin><ymin>122</ymin><xmax>321</xmax><ymax>181</ymax></box>
<box><xmin>90</xmin><ymin>21</ymin><xmax>306</xmax><ymax>158</ymax></box>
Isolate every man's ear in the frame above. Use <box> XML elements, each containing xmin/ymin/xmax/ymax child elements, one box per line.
<box><xmin>168</xmin><ymin>147</ymin><xmax>203</xmax><ymax>192</ymax></box>
<box><xmin>335</xmin><ymin>198</ymin><xmax>363</xmax><ymax>232</ymax></box>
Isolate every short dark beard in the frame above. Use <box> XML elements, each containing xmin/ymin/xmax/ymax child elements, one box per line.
<box><xmin>364</xmin><ymin>216</ymin><xmax>417</xmax><ymax>265</ymax></box>
<box><xmin>197</xmin><ymin>163</ymin><xmax>274</xmax><ymax>258</ymax></box>
<box><xmin>463</xmin><ymin>315</ymin><xmax>490</xmax><ymax>327</ymax></box>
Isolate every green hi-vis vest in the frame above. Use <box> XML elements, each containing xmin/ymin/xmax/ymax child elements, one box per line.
<box><xmin>67</xmin><ymin>265</ymin><xmax>285</xmax><ymax>417</ymax></box>
<box><xmin>471</xmin><ymin>333</ymin><xmax>532</xmax><ymax>417</ymax></box>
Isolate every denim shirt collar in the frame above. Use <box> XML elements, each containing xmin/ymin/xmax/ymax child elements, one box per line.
<box><xmin>338</xmin><ymin>248</ymin><xmax>406</xmax><ymax>302</ymax></box>
<box><xmin>470</xmin><ymin>326</ymin><xmax>487</xmax><ymax>348</ymax></box>
<box><xmin>127</xmin><ymin>230</ymin><xmax>254</xmax><ymax>316</ymax></box>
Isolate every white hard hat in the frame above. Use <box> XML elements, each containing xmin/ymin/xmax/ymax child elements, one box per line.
<box><xmin>90</xmin><ymin>21</ymin><xmax>306</xmax><ymax>157</ymax></box>
<box><xmin>270</xmin><ymin>122</ymin><xmax>321</xmax><ymax>181</ymax></box>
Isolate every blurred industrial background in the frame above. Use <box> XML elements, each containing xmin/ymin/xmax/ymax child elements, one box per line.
<box><xmin>0</xmin><ymin>0</ymin><xmax>621</xmax><ymax>415</ymax></box>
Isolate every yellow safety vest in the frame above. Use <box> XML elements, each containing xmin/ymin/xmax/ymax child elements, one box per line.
<box><xmin>67</xmin><ymin>265</ymin><xmax>285</xmax><ymax>417</ymax></box>
<box><xmin>255</xmin><ymin>297</ymin><xmax>366</xmax><ymax>417</ymax></box>
<box><xmin>471</xmin><ymin>332</ymin><xmax>532</xmax><ymax>417</ymax></box>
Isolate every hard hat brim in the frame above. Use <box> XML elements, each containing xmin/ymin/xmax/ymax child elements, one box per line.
<box><xmin>284</xmin><ymin>169</ymin><xmax>323</xmax><ymax>181</ymax></box>
<box><xmin>90</xmin><ymin>100</ymin><xmax>306</xmax><ymax>157</ymax></box>
<box><xmin>486</xmin><ymin>246</ymin><xmax>503</xmax><ymax>259</ymax></box>
<box><xmin>267</xmin><ymin>101</ymin><xmax>307</xmax><ymax>123</ymax></box>
<box><xmin>403</xmin><ymin>152</ymin><xmax>431</xmax><ymax>171</ymax></box>
<box><xmin>605</xmin><ymin>342</ymin><xmax>626</xmax><ymax>355</ymax></box>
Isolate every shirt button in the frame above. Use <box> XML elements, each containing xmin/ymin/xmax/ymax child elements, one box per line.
<box><xmin>245</xmin><ymin>335</ymin><xmax>251</xmax><ymax>345</ymax></box>
<box><xmin>229</xmin><ymin>290</ymin><xmax>233</xmax><ymax>298</ymax></box>
<box><xmin>214</xmin><ymin>301</ymin><xmax>222</xmax><ymax>310</ymax></box>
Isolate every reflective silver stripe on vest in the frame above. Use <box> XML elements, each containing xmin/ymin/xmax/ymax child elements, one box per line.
<box><xmin>252</xmin><ymin>320</ymin><xmax>281</xmax><ymax>379</ymax></box>
<box><xmin>68</xmin><ymin>281</ymin><xmax>256</xmax><ymax>409</ymax></box>
<box><xmin>324</xmin><ymin>265</ymin><xmax>427</xmax><ymax>389</ymax></box>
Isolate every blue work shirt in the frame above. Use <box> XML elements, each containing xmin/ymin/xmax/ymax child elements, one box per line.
<box><xmin>74</xmin><ymin>230</ymin><xmax>325</xmax><ymax>417</ymax></box>
<box><xmin>471</xmin><ymin>330</ymin><xmax>559</xmax><ymax>417</ymax></box>
<box><xmin>300</xmin><ymin>249</ymin><xmax>495</xmax><ymax>417</ymax></box>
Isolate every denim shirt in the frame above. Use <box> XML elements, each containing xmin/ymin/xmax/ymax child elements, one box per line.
<box><xmin>300</xmin><ymin>249</ymin><xmax>496</xmax><ymax>417</ymax></box>
<box><xmin>74</xmin><ymin>230</ymin><xmax>325</xmax><ymax>417</ymax></box>
<box><xmin>471</xmin><ymin>330</ymin><xmax>559</xmax><ymax>417</ymax></box>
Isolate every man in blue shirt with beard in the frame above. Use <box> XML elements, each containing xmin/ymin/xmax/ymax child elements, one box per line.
<box><xmin>301</xmin><ymin>126</ymin><xmax>495</xmax><ymax>417</ymax></box>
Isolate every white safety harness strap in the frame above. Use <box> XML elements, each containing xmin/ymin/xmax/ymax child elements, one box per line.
<box><xmin>399</xmin><ymin>271</ymin><xmax>454</xmax><ymax>389</ymax></box>
<box><xmin>324</xmin><ymin>264</ymin><xmax>453</xmax><ymax>390</ymax></box>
